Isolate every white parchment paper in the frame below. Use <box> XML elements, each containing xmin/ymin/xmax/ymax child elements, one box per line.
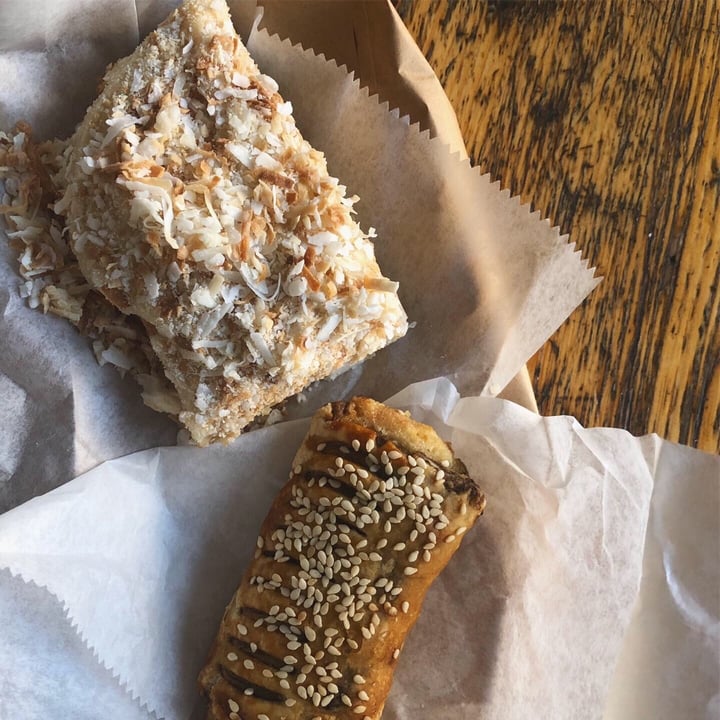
<box><xmin>0</xmin><ymin>378</ymin><xmax>717</xmax><ymax>720</ymax></box>
<box><xmin>0</xmin><ymin>0</ymin><xmax>598</xmax><ymax>511</ymax></box>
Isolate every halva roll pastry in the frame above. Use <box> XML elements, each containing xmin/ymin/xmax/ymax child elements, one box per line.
<box><xmin>199</xmin><ymin>397</ymin><xmax>486</xmax><ymax>720</ymax></box>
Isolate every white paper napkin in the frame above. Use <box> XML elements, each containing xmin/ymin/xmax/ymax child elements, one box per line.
<box><xmin>0</xmin><ymin>378</ymin><xmax>716</xmax><ymax>719</ymax></box>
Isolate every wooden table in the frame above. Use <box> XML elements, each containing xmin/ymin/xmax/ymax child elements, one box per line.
<box><xmin>395</xmin><ymin>0</ymin><xmax>719</xmax><ymax>452</ymax></box>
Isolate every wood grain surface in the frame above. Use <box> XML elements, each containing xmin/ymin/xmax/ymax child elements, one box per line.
<box><xmin>395</xmin><ymin>0</ymin><xmax>720</xmax><ymax>452</ymax></box>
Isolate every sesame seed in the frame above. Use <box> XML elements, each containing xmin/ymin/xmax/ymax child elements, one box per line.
<box><xmin>366</xmin><ymin>439</ymin><xmax>375</xmax><ymax>452</ymax></box>
<box><xmin>298</xmin><ymin>686</ymin><xmax>308</xmax><ymax>700</ymax></box>
<box><xmin>228</xmin><ymin>699</ymin><xmax>240</xmax><ymax>712</ymax></box>
<box><xmin>436</xmin><ymin>469</ymin><xmax>445</xmax><ymax>481</ymax></box>
<box><xmin>441</xmin><ymin>459</ymin><xmax>451</xmax><ymax>467</ymax></box>
<box><xmin>352</xmin><ymin>439</ymin><xmax>361</xmax><ymax>451</ymax></box>
<box><xmin>229</xmin><ymin>713</ymin><xmax>239</xmax><ymax>720</ymax></box>
<box><xmin>402</xmin><ymin>601</ymin><xmax>410</xmax><ymax>613</ymax></box>
<box><xmin>284</xmin><ymin>655</ymin><xmax>297</xmax><ymax>664</ymax></box>
<box><xmin>244</xmin><ymin>688</ymin><xmax>254</xmax><ymax>696</ymax></box>
<box><xmin>256</xmin><ymin>536</ymin><xmax>264</xmax><ymax>549</ymax></box>
<box><xmin>444</xmin><ymin>534</ymin><xmax>456</xmax><ymax>544</ymax></box>
<box><xmin>404</xmin><ymin>566</ymin><xmax>418</xmax><ymax>576</ymax></box>
<box><xmin>243</xmin><ymin>659</ymin><xmax>254</xmax><ymax>670</ymax></box>
<box><xmin>226</xmin><ymin>652</ymin><xmax>238</xmax><ymax>661</ymax></box>
<box><xmin>237</xmin><ymin>623</ymin><xmax>248</xmax><ymax>635</ymax></box>
<box><xmin>408</xmin><ymin>550</ymin><xmax>419</xmax><ymax>562</ymax></box>
<box><xmin>423</xmin><ymin>550</ymin><xmax>432</xmax><ymax>562</ymax></box>
<box><xmin>354</xmin><ymin>706</ymin><xmax>367</xmax><ymax>714</ymax></box>
<box><xmin>393</xmin><ymin>648</ymin><xmax>400</xmax><ymax>659</ymax></box>
<box><xmin>285</xmin><ymin>698</ymin><xmax>296</xmax><ymax>707</ymax></box>
<box><xmin>262</xmin><ymin>669</ymin><xmax>273</xmax><ymax>678</ymax></box>
<box><xmin>313</xmin><ymin>691</ymin><xmax>322</xmax><ymax>706</ymax></box>
<box><xmin>342</xmin><ymin>694</ymin><xmax>353</xmax><ymax>706</ymax></box>
<box><xmin>259</xmin><ymin>714</ymin><xmax>270</xmax><ymax>720</ymax></box>
<box><xmin>457</xmin><ymin>526</ymin><xmax>468</xmax><ymax>535</ymax></box>
<box><xmin>388</xmin><ymin>450</ymin><xmax>403</xmax><ymax>460</ymax></box>
<box><xmin>359</xmin><ymin>690</ymin><xmax>370</xmax><ymax>701</ymax></box>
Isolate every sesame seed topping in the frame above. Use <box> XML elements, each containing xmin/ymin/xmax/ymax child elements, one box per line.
<box><xmin>354</xmin><ymin>706</ymin><xmax>367</xmax><ymax>714</ymax></box>
<box><xmin>404</xmin><ymin>567</ymin><xmax>418</xmax><ymax>576</ymax></box>
<box><xmin>393</xmin><ymin>648</ymin><xmax>401</xmax><ymax>659</ymax></box>
<box><xmin>243</xmin><ymin>659</ymin><xmax>254</xmax><ymax>670</ymax></box>
<box><xmin>226</xmin><ymin>652</ymin><xmax>238</xmax><ymax>661</ymax></box>
<box><xmin>258</xmin><ymin>714</ymin><xmax>270</xmax><ymax>720</ymax></box>
<box><xmin>352</xmin><ymin>439</ymin><xmax>361</xmax><ymax>451</ymax></box>
<box><xmin>445</xmin><ymin>534</ymin><xmax>456</xmax><ymax>544</ymax></box>
<box><xmin>402</xmin><ymin>601</ymin><xmax>410</xmax><ymax>613</ymax></box>
<box><xmin>441</xmin><ymin>459</ymin><xmax>451</xmax><ymax>467</ymax></box>
<box><xmin>244</xmin><ymin>688</ymin><xmax>254</xmax><ymax>696</ymax></box>
<box><xmin>285</xmin><ymin>698</ymin><xmax>296</xmax><ymax>707</ymax></box>
<box><xmin>228</xmin><ymin>699</ymin><xmax>240</xmax><ymax>712</ymax></box>
<box><xmin>359</xmin><ymin>690</ymin><xmax>370</xmax><ymax>701</ymax></box>
<box><xmin>354</xmin><ymin>674</ymin><xmax>366</xmax><ymax>684</ymax></box>
<box><xmin>317</xmin><ymin>443</ymin><xmax>326</xmax><ymax>451</ymax></box>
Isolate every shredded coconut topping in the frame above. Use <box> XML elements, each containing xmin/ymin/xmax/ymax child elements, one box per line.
<box><xmin>2</xmin><ymin>0</ymin><xmax>408</xmax><ymax>445</ymax></box>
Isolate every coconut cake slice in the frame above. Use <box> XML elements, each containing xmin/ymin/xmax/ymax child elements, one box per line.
<box><xmin>54</xmin><ymin>0</ymin><xmax>408</xmax><ymax>445</ymax></box>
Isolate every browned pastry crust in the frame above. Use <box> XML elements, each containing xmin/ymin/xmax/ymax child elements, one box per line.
<box><xmin>199</xmin><ymin>397</ymin><xmax>486</xmax><ymax>720</ymax></box>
